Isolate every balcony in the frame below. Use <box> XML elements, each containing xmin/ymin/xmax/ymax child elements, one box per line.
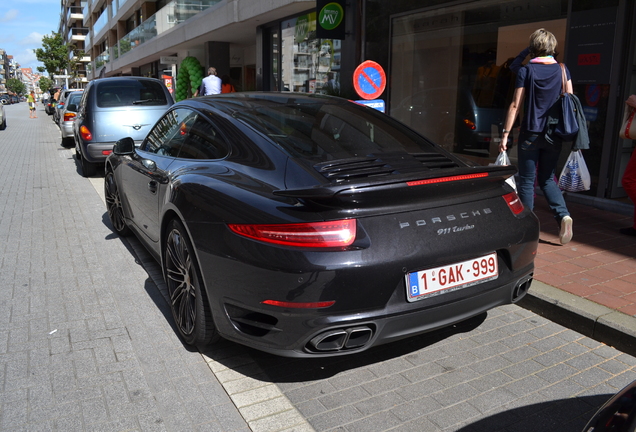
<box><xmin>68</xmin><ymin>27</ymin><xmax>89</xmax><ymax>43</ymax></box>
<box><xmin>114</xmin><ymin>0</ymin><xmax>222</xmax><ymax>60</ymax></box>
<box><xmin>95</xmin><ymin>51</ymin><xmax>109</xmax><ymax>69</ymax></box>
<box><xmin>66</xmin><ymin>6</ymin><xmax>84</xmax><ymax>25</ymax></box>
<box><xmin>93</xmin><ymin>9</ymin><xmax>108</xmax><ymax>36</ymax></box>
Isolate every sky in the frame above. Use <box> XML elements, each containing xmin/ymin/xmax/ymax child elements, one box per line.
<box><xmin>0</xmin><ymin>0</ymin><xmax>62</xmax><ymax>73</ymax></box>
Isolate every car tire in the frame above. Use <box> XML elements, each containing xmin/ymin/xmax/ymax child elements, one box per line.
<box><xmin>164</xmin><ymin>219</ymin><xmax>219</xmax><ymax>347</ymax></box>
<box><xmin>0</xmin><ymin>119</ymin><xmax>5</xmax><ymax>130</ymax></box>
<box><xmin>80</xmin><ymin>154</ymin><xmax>97</xmax><ymax>177</ymax></box>
<box><xmin>104</xmin><ymin>171</ymin><xmax>132</xmax><ymax>237</ymax></box>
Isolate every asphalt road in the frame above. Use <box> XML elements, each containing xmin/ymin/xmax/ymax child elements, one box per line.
<box><xmin>1</xmin><ymin>101</ymin><xmax>635</xmax><ymax>432</ymax></box>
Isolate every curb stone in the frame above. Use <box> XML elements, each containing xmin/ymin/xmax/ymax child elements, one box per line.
<box><xmin>520</xmin><ymin>280</ymin><xmax>636</xmax><ymax>357</ymax></box>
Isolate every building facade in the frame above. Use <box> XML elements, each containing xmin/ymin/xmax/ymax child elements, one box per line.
<box><xmin>58</xmin><ymin>0</ymin><xmax>90</xmax><ymax>88</ymax></box>
<box><xmin>75</xmin><ymin>0</ymin><xmax>636</xmax><ymax>200</ymax></box>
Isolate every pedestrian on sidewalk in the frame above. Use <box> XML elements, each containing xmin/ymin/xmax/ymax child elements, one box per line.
<box><xmin>499</xmin><ymin>28</ymin><xmax>574</xmax><ymax>245</ymax></box>
<box><xmin>620</xmin><ymin>95</ymin><xmax>636</xmax><ymax>236</ymax></box>
<box><xmin>27</xmin><ymin>91</ymin><xmax>37</xmax><ymax>118</ymax></box>
<box><xmin>194</xmin><ymin>67</ymin><xmax>222</xmax><ymax>97</ymax></box>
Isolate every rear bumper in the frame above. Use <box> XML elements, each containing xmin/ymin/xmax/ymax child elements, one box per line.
<box><xmin>61</xmin><ymin>121</ymin><xmax>74</xmax><ymax>139</ymax></box>
<box><xmin>80</xmin><ymin>140</ymin><xmax>115</xmax><ymax>163</ymax></box>
<box><xmin>215</xmin><ymin>267</ymin><xmax>534</xmax><ymax>358</ymax></box>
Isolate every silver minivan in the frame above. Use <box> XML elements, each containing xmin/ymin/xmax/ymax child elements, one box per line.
<box><xmin>74</xmin><ymin>76</ymin><xmax>174</xmax><ymax>177</ymax></box>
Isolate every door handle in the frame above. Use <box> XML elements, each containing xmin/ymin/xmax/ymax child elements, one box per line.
<box><xmin>148</xmin><ymin>181</ymin><xmax>158</xmax><ymax>194</ymax></box>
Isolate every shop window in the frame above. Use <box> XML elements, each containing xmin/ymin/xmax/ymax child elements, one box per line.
<box><xmin>280</xmin><ymin>12</ymin><xmax>341</xmax><ymax>95</ymax></box>
<box><xmin>390</xmin><ymin>0</ymin><xmax>567</xmax><ymax>165</ymax></box>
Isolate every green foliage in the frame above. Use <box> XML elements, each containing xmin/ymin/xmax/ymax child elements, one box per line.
<box><xmin>68</xmin><ymin>48</ymin><xmax>85</xmax><ymax>79</ymax></box>
<box><xmin>34</xmin><ymin>32</ymin><xmax>68</xmax><ymax>76</ymax></box>
<box><xmin>6</xmin><ymin>78</ymin><xmax>26</xmax><ymax>95</ymax></box>
<box><xmin>175</xmin><ymin>57</ymin><xmax>203</xmax><ymax>102</ymax></box>
<box><xmin>39</xmin><ymin>76</ymin><xmax>54</xmax><ymax>93</ymax></box>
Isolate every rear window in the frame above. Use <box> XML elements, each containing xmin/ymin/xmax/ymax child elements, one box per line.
<box><xmin>96</xmin><ymin>80</ymin><xmax>168</xmax><ymax>108</ymax></box>
<box><xmin>66</xmin><ymin>93</ymin><xmax>83</xmax><ymax>111</ymax></box>
<box><xmin>230</xmin><ymin>100</ymin><xmax>438</xmax><ymax>163</ymax></box>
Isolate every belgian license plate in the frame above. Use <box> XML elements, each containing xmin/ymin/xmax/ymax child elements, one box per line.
<box><xmin>406</xmin><ymin>253</ymin><xmax>498</xmax><ymax>302</ymax></box>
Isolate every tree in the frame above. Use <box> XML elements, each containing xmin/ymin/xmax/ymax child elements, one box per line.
<box><xmin>68</xmin><ymin>47</ymin><xmax>85</xmax><ymax>81</ymax></box>
<box><xmin>6</xmin><ymin>78</ymin><xmax>26</xmax><ymax>96</ymax></box>
<box><xmin>39</xmin><ymin>76</ymin><xmax>54</xmax><ymax>93</ymax></box>
<box><xmin>34</xmin><ymin>32</ymin><xmax>68</xmax><ymax>76</ymax></box>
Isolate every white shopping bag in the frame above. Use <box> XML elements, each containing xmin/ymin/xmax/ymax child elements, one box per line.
<box><xmin>558</xmin><ymin>150</ymin><xmax>591</xmax><ymax>192</ymax></box>
<box><xmin>494</xmin><ymin>151</ymin><xmax>516</xmax><ymax>191</ymax></box>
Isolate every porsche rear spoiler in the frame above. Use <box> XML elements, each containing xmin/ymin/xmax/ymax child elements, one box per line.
<box><xmin>274</xmin><ymin>164</ymin><xmax>517</xmax><ymax>200</ymax></box>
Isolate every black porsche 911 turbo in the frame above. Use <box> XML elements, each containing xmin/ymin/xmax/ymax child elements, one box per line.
<box><xmin>104</xmin><ymin>92</ymin><xmax>539</xmax><ymax>357</ymax></box>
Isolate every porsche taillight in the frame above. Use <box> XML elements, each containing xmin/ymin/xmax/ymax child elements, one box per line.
<box><xmin>228</xmin><ymin>219</ymin><xmax>356</xmax><ymax>248</ymax></box>
<box><xmin>503</xmin><ymin>192</ymin><xmax>524</xmax><ymax>215</ymax></box>
<box><xmin>63</xmin><ymin>112</ymin><xmax>76</xmax><ymax>122</ymax></box>
<box><xmin>79</xmin><ymin>125</ymin><xmax>92</xmax><ymax>141</ymax></box>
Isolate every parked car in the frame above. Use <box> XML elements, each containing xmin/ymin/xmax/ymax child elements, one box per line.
<box><xmin>45</xmin><ymin>88</ymin><xmax>61</xmax><ymax>115</ymax></box>
<box><xmin>54</xmin><ymin>89</ymin><xmax>82</xmax><ymax>124</ymax></box>
<box><xmin>9</xmin><ymin>95</ymin><xmax>18</xmax><ymax>104</ymax></box>
<box><xmin>74</xmin><ymin>76</ymin><xmax>174</xmax><ymax>176</ymax></box>
<box><xmin>0</xmin><ymin>102</ymin><xmax>6</xmax><ymax>130</ymax></box>
<box><xmin>59</xmin><ymin>91</ymin><xmax>83</xmax><ymax>147</ymax></box>
<box><xmin>0</xmin><ymin>96</ymin><xmax>9</xmax><ymax>105</ymax></box>
<box><xmin>104</xmin><ymin>92</ymin><xmax>539</xmax><ymax>357</ymax></box>
<box><xmin>583</xmin><ymin>380</ymin><xmax>636</xmax><ymax>431</ymax></box>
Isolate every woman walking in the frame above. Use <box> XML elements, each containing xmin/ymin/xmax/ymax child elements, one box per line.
<box><xmin>499</xmin><ymin>28</ymin><xmax>573</xmax><ymax>245</ymax></box>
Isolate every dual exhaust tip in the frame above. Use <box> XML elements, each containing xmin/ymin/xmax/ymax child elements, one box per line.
<box><xmin>308</xmin><ymin>326</ymin><xmax>374</xmax><ymax>352</ymax></box>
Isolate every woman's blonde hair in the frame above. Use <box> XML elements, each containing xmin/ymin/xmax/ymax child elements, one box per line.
<box><xmin>529</xmin><ymin>28</ymin><xmax>558</xmax><ymax>57</ymax></box>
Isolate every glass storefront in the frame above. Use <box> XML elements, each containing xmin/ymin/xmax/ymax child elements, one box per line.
<box><xmin>389</xmin><ymin>1</ymin><xmax>570</xmax><ymax>169</ymax></box>
<box><xmin>261</xmin><ymin>0</ymin><xmax>632</xmax><ymax>198</ymax></box>
<box><xmin>279</xmin><ymin>12</ymin><xmax>342</xmax><ymax>95</ymax></box>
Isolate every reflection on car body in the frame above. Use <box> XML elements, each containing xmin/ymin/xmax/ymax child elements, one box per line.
<box><xmin>391</xmin><ymin>87</ymin><xmax>507</xmax><ymax>157</ymax></box>
<box><xmin>104</xmin><ymin>92</ymin><xmax>539</xmax><ymax>357</ymax></box>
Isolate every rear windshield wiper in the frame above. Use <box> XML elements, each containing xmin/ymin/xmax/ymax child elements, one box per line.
<box><xmin>132</xmin><ymin>99</ymin><xmax>162</xmax><ymax>105</ymax></box>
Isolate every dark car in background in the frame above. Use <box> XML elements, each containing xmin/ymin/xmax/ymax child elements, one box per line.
<box><xmin>0</xmin><ymin>102</ymin><xmax>6</xmax><ymax>130</ymax></box>
<box><xmin>45</xmin><ymin>88</ymin><xmax>61</xmax><ymax>115</ymax></box>
<box><xmin>74</xmin><ymin>76</ymin><xmax>174</xmax><ymax>177</ymax></box>
<box><xmin>104</xmin><ymin>92</ymin><xmax>539</xmax><ymax>357</ymax></box>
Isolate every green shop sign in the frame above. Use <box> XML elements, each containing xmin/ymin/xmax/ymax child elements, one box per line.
<box><xmin>316</xmin><ymin>0</ymin><xmax>345</xmax><ymax>39</ymax></box>
<box><xmin>319</xmin><ymin>2</ymin><xmax>344</xmax><ymax>31</ymax></box>
<box><xmin>294</xmin><ymin>12</ymin><xmax>316</xmax><ymax>43</ymax></box>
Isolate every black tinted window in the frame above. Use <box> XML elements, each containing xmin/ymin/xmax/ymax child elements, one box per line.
<box><xmin>142</xmin><ymin>108</ymin><xmax>195</xmax><ymax>156</ymax></box>
<box><xmin>231</xmin><ymin>100</ymin><xmax>436</xmax><ymax>162</ymax></box>
<box><xmin>96</xmin><ymin>80</ymin><xmax>168</xmax><ymax>108</ymax></box>
<box><xmin>176</xmin><ymin>116</ymin><xmax>229</xmax><ymax>160</ymax></box>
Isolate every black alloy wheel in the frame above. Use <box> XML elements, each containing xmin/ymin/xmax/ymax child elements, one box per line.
<box><xmin>164</xmin><ymin>219</ymin><xmax>219</xmax><ymax>347</ymax></box>
<box><xmin>104</xmin><ymin>171</ymin><xmax>132</xmax><ymax>236</ymax></box>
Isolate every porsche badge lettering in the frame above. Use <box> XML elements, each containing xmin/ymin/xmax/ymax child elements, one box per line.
<box><xmin>399</xmin><ymin>208</ymin><xmax>492</xmax><ymax>229</ymax></box>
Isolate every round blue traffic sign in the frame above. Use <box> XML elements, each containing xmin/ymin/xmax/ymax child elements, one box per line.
<box><xmin>353</xmin><ymin>60</ymin><xmax>386</xmax><ymax>100</ymax></box>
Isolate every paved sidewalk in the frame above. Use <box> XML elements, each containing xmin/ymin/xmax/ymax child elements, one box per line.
<box><xmin>0</xmin><ymin>104</ymin><xmax>250</xmax><ymax>431</ymax></box>
<box><xmin>522</xmin><ymin>195</ymin><xmax>636</xmax><ymax>356</ymax></box>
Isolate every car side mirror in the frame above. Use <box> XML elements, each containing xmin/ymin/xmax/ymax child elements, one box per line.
<box><xmin>113</xmin><ymin>137</ymin><xmax>135</xmax><ymax>155</ymax></box>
